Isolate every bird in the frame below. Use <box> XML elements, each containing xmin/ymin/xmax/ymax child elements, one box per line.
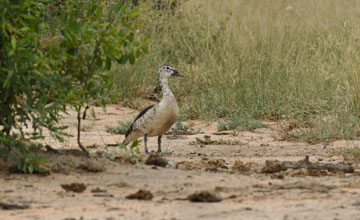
<box><xmin>122</xmin><ymin>65</ymin><xmax>184</xmax><ymax>154</ymax></box>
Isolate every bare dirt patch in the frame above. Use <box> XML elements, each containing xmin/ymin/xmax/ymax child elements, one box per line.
<box><xmin>1</xmin><ymin>105</ymin><xmax>360</xmax><ymax>220</ymax></box>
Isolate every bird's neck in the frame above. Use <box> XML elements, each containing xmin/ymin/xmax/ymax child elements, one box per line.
<box><xmin>159</xmin><ymin>77</ymin><xmax>174</xmax><ymax>99</ymax></box>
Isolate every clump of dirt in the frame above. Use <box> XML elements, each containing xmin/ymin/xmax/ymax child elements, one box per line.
<box><xmin>145</xmin><ymin>154</ymin><xmax>168</xmax><ymax>167</ymax></box>
<box><xmin>262</xmin><ymin>160</ymin><xmax>282</xmax><ymax>173</ymax></box>
<box><xmin>293</xmin><ymin>168</ymin><xmax>328</xmax><ymax>177</ymax></box>
<box><xmin>61</xmin><ymin>183</ymin><xmax>87</xmax><ymax>193</ymax></box>
<box><xmin>262</xmin><ymin>156</ymin><xmax>354</xmax><ymax>176</ymax></box>
<box><xmin>271</xmin><ymin>173</ymin><xmax>285</xmax><ymax>179</ymax></box>
<box><xmin>77</xmin><ymin>160</ymin><xmax>105</xmax><ymax>172</ymax></box>
<box><xmin>204</xmin><ymin>158</ymin><xmax>228</xmax><ymax>171</ymax></box>
<box><xmin>178</xmin><ymin>157</ymin><xmax>228</xmax><ymax>172</ymax></box>
<box><xmin>231</xmin><ymin>160</ymin><xmax>253</xmax><ymax>173</ymax></box>
<box><xmin>126</xmin><ymin>190</ymin><xmax>153</xmax><ymax>200</ymax></box>
<box><xmin>187</xmin><ymin>190</ymin><xmax>222</xmax><ymax>203</ymax></box>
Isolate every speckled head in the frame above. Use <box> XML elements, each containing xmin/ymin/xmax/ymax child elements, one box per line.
<box><xmin>157</xmin><ymin>65</ymin><xmax>184</xmax><ymax>79</ymax></box>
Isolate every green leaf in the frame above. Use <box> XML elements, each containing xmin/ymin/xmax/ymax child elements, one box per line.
<box><xmin>33</xmin><ymin>156</ymin><xmax>49</xmax><ymax>164</ymax></box>
<box><xmin>94</xmin><ymin>6</ymin><xmax>103</xmax><ymax>19</ymax></box>
<box><xmin>101</xmin><ymin>99</ymin><xmax>106</xmax><ymax>109</ymax></box>
<box><xmin>135</xmin><ymin>49</ymin><xmax>141</xmax><ymax>58</ymax></box>
<box><xmin>129</xmin><ymin>52</ymin><xmax>135</xmax><ymax>64</ymax></box>
<box><xmin>21</xmin><ymin>14</ymin><xmax>36</xmax><ymax>20</ymax></box>
<box><xmin>117</xmin><ymin>54</ymin><xmax>127</xmax><ymax>64</ymax></box>
<box><xmin>28</xmin><ymin>165</ymin><xmax>34</xmax><ymax>174</ymax></box>
<box><xmin>11</xmin><ymin>36</ymin><xmax>16</xmax><ymax>49</ymax></box>
<box><xmin>87</xmin><ymin>5</ymin><xmax>97</xmax><ymax>16</ymax></box>
<box><xmin>62</xmin><ymin>29</ymin><xmax>72</xmax><ymax>42</ymax></box>
<box><xmin>129</xmin><ymin>7</ymin><xmax>139</xmax><ymax>18</ymax></box>
<box><xmin>105</xmin><ymin>56</ymin><xmax>112</xmax><ymax>70</ymax></box>
<box><xmin>113</xmin><ymin>1</ymin><xmax>124</xmax><ymax>12</ymax></box>
<box><xmin>3</xmin><ymin>70</ymin><xmax>14</xmax><ymax>88</ymax></box>
<box><xmin>38</xmin><ymin>167</ymin><xmax>48</xmax><ymax>173</ymax></box>
<box><xmin>127</xmin><ymin>32</ymin><xmax>134</xmax><ymax>43</ymax></box>
<box><xmin>130</xmin><ymin>139</ymin><xmax>141</xmax><ymax>149</ymax></box>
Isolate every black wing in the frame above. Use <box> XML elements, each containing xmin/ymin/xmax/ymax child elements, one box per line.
<box><xmin>125</xmin><ymin>104</ymin><xmax>155</xmax><ymax>137</ymax></box>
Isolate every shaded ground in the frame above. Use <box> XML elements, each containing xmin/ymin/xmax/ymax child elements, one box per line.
<box><xmin>1</xmin><ymin>105</ymin><xmax>360</xmax><ymax>220</ymax></box>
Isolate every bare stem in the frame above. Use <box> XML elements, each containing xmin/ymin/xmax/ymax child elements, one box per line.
<box><xmin>77</xmin><ymin>0</ymin><xmax>126</xmax><ymax>152</ymax></box>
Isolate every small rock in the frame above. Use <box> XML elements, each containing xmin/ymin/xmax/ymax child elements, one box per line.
<box><xmin>187</xmin><ymin>190</ymin><xmax>222</xmax><ymax>203</ymax></box>
<box><xmin>0</xmin><ymin>201</ymin><xmax>30</xmax><ymax>210</ymax></box>
<box><xmin>167</xmin><ymin>160</ymin><xmax>178</xmax><ymax>168</ymax></box>
<box><xmin>93</xmin><ymin>193</ymin><xmax>114</xmax><ymax>198</ymax></box>
<box><xmin>91</xmin><ymin>187</ymin><xmax>107</xmax><ymax>193</ymax></box>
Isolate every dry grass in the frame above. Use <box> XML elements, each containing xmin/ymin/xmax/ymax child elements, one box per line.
<box><xmin>109</xmin><ymin>0</ymin><xmax>360</xmax><ymax>141</ymax></box>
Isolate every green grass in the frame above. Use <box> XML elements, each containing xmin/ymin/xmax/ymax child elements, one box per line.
<box><xmin>218</xmin><ymin>116</ymin><xmax>266</xmax><ymax>132</ymax></box>
<box><xmin>108</xmin><ymin>0</ymin><xmax>360</xmax><ymax>142</ymax></box>
<box><xmin>105</xmin><ymin>120</ymin><xmax>132</xmax><ymax>135</ymax></box>
<box><xmin>328</xmin><ymin>145</ymin><xmax>360</xmax><ymax>161</ymax></box>
<box><xmin>170</xmin><ymin>120</ymin><xmax>197</xmax><ymax>135</ymax></box>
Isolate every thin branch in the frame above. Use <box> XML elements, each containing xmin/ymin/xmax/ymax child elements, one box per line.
<box><xmin>77</xmin><ymin>0</ymin><xmax>127</xmax><ymax>152</ymax></box>
<box><xmin>82</xmin><ymin>0</ymin><xmax>126</xmax><ymax>92</ymax></box>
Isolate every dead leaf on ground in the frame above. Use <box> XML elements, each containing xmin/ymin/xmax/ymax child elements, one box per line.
<box><xmin>188</xmin><ymin>190</ymin><xmax>222</xmax><ymax>202</ymax></box>
<box><xmin>126</xmin><ymin>189</ymin><xmax>153</xmax><ymax>200</ymax></box>
<box><xmin>77</xmin><ymin>161</ymin><xmax>105</xmax><ymax>172</ymax></box>
<box><xmin>61</xmin><ymin>183</ymin><xmax>87</xmax><ymax>193</ymax></box>
<box><xmin>114</xmin><ymin>156</ymin><xmax>137</xmax><ymax>164</ymax></box>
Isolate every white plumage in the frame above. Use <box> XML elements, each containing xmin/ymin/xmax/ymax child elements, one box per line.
<box><xmin>122</xmin><ymin>65</ymin><xmax>184</xmax><ymax>154</ymax></box>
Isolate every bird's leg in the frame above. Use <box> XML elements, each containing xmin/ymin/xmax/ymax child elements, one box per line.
<box><xmin>157</xmin><ymin>135</ymin><xmax>162</xmax><ymax>153</ymax></box>
<box><xmin>144</xmin><ymin>134</ymin><xmax>149</xmax><ymax>154</ymax></box>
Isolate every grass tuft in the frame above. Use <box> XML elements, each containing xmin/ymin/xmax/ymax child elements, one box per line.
<box><xmin>328</xmin><ymin>145</ymin><xmax>360</xmax><ymax>161</ymax></box>
<box><xmin>218</xmin><ymin>116</ymin><xmax>266</xmax><ymax>132</ymax></box>
<box><xmin>105</xmin><ymin>121</ymin><xmax>133</xmax><ymax>135</ymax></box>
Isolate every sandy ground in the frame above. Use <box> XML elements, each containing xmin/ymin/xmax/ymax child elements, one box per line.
<box><xmin>1</xmin><ymin>105</ymin><xmax>360</xmax><ymax>220</ymax></box>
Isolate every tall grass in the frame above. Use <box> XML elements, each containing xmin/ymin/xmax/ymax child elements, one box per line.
<box><xmin>110</xmin><ymin>0</ymin><xmax>360</xmax><ymax>141</ymax></box>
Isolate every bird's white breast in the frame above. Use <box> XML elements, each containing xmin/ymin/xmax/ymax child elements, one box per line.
<box><xmin>142</xmin><ymin>96</ymin><xmax>178</xmax><ymax>137</ymax></box>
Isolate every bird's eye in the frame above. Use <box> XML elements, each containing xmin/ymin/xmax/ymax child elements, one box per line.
<box><xmin>166</xmin><ymin>67</ymin><xmax>169</xmax><ymax>69</ymax></box>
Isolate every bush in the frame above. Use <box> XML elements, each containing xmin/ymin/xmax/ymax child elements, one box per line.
<box><xmin>0</xmin><ymin>0</ymin><xmax>146</xmax><ymax>171</ymax></box>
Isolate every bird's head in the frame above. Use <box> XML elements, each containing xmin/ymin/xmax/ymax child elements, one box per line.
<box><xmin>157</xmin><ymin>65</ymin><xmax>184</xmax><ymax>79</ymax></box>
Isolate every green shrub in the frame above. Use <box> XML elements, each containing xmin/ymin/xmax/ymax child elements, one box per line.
<box><xmin>0</xmin><ymin>0</ymin><xmax>146</xmax><ymax>170</ymax></box>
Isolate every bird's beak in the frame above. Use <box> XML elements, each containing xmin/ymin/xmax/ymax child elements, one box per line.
<box><xmin>172</xmin><ymin>70</ymin><xmax>184</xmax><ymax>77</ymax></box>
